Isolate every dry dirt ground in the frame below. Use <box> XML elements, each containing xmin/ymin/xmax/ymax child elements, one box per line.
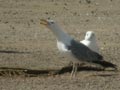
<box><xmin>0</xmin><ymin>0</ymin><xmax>120</xmax><ymax>90</ymax></box>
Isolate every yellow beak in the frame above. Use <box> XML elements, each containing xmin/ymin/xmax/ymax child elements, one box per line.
<box><xmin>40</xmin><ymin>19</ymin><xmax>48</xmax><ymax>26</ymax></box>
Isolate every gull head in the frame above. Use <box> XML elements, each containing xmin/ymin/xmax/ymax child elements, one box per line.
<box><xmin>40</xmin><ymin>19</ymin><xmax>57</xmax><ymax>30</ymax></box>
<box><xmin>85</xmin><ymin>31</ymin><xmax>96</xmax><ymax>40</ymax></box>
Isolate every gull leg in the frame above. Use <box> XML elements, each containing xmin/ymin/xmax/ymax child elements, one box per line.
<box><xmin>70</xmin><ymin>63</ymin><xmax>75</xmax><ymax>78</ymax></box>
<box><xmin>70</xmin><ymin>63</ymin><xmax>78</xmax><ymax>78</ymax></box>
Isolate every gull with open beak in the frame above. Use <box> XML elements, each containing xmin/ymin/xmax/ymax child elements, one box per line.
<box><xmin>40</xmin><ymin>19</ymin><xmax>117</xmax><ymax>77</ymax></box>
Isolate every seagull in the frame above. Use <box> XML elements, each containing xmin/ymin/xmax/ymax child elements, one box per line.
<box><xmin>40</xmin><ymin>19</ymin><xmax>117</xmax><ymax>77</ymax></box>
<box><xmin>80</xmin><ymin>31</ymin><xmax>99</xmax><ymax>53</ymax></box>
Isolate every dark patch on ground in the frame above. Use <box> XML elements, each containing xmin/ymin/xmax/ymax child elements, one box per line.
<box><xmin>0</xmin><ymin>50</ymin><xmax>31</xmax><ymax>54</ymax></box>
<box><xmin>0</xmin><ymin>66</ymin><xmax>117</xmax><ymax>77</ymax></box>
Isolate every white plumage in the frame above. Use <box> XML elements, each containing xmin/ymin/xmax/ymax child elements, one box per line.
<box><xmin>57</xmin><ymin>40</ymin><xmax>70</xmax><ymax>52</ymax></box>
<box><xmin>80</xmin><ymin>31</ymin><xmax>99</xmax><ymax>53</ymax></box>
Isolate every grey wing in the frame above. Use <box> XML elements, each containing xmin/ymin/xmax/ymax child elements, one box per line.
<box><xmin>67</xmin><ymin>40</ymin><xmax>103</xmax><ymax>62</ymax></box>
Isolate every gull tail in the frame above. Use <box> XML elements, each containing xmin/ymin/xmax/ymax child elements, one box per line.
<box><xmin>93</xmin><ymin>60</ymin><xmax>117</xmax><ymax>70</ymax></box>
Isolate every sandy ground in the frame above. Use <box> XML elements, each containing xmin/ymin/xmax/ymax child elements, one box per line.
<box><xmin>0</xmin><ymin>0</ymin><xmax>120</xmax><ymax>90</ymax></box>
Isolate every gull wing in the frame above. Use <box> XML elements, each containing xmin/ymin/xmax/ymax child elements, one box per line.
<box><xmin>67</xmin><ymin>39</ymin><xmax>103</xmax><ymax>62</ymax></box>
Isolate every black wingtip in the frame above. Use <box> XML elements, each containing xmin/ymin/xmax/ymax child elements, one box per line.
<box><xmin>93</xmin><ymin>60</ymin><xmax>117</xmax><ymax>70</ymax></box>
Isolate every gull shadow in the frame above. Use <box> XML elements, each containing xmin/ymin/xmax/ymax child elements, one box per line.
<box><xmin>0</xmin><ymin>66</ymin><xmax>117</xmax><ymax>77</ymax></box>
<box><xmin>58</xmin><ymin>66</ymin><xmax>105</xmax><ymax>74</ymax></box>
<box><xmin>0</xmin><ymin>67</ymin><xmax>58</xmax><ymax>77</ymax></box>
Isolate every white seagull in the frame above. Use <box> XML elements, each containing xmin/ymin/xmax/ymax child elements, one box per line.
<box><xmin>80</xmin><ymin>31</ymin><xmax>99</xmax><ymax>53</ymax></box>
<box><xmin>40</xmin><ymin>19</ymin><xmax>117</xmax><ymax>77</ymax></box>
